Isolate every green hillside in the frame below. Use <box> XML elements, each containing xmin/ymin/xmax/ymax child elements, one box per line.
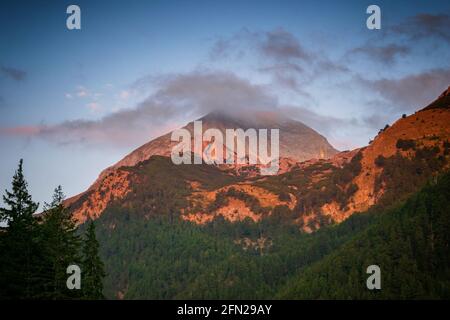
<box><xmin>93</xmin><ymin>161</ymin><xmax>450</xmax><ymax>299</ymax></box>
<box><xmin>278</xmin><ymin>172</ymin><xmax>450</xmax><ymax>299</ymax></box>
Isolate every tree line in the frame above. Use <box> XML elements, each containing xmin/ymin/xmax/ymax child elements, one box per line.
<box><xmin>94</xmin><ymin>168</ymin><xmax>450</xmax><ymax>299</ymax></box>
<box><xmin>0</xmin><ymin>160</ymin><xmax>105</xmax><ymax>299</ymax></box>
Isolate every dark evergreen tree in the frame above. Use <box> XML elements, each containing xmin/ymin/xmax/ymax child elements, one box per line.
<box><xmin>39</xmin><ymin>186</ymin><xmax>81</xmax><ymax>299</ymax></box>
<box><xmin>0</xmin><ymin>159</ymin><xmax>40</xmax><ymax>299</ymax></box>
<box><xmin>81</xmin><ymin>221</ymin><xmax>105</xmax><ymax>299</ymax></box>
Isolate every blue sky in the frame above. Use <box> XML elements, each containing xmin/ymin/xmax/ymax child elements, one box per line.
<box><xmin>1</xmin><ymin>0</ymin><xmax>450</xmax><ymax>207</ymax></box>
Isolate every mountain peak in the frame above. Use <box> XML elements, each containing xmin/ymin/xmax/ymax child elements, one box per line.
<box><xmin>66</xmin><ymin>109</ymin><xmax>339</xmax><ymax>223</ymax></box>
<box><xmin>67</xmin><ymin>110</ymin><xmax>339</xmax><ymax>213</ymax></box>
<box><xmin>105</xmin><ymin>110</ymin><xmax>338</xmax><ymax>173</ymax></box>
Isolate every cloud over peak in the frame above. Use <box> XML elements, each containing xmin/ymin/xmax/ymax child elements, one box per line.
<box><xmin>0</xmin><ymin>71</ymin><xmax>279</xmax><ymax>148</ymax></box>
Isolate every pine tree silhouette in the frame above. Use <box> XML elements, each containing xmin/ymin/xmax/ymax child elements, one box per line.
<box><xmin>81</xmin><ymin>221</ymin><xmax>105</xmax><ymax>299</ymax></box>
<box><xmin>0</xmin><ymin>159</ymin><xmax>39</xmax><ymax>299</ymax></box>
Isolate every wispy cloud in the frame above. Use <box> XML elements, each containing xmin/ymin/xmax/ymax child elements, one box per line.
<box><xmin>65</xmin><ymin>86</ymin><xmax>106</xmax><ymax>113</ymax></box>
<box><xmin>0</xmin><ymin>70</ymin><xmax>356</xmax><ymax>148</ymax></box>
<box><xmin>358</xmin><ymin>67</ymin><xmax>450</xmax><ymax>111</ymax></box>
<box><xmin>210</xmin><ymin>27</ymin><xmax>348</xmax><ymax>93</ymax></box>
<box><xmin>0</xmin><ymin>126</ymin><xmax>41</xmax><ymax>136</ymax></box>
<box><xmin>2</xmin><ymin>18</ymin><xmax>449</xmax><ymax>151</ymax></box>
<box><xmin>210</xmin><ymin>28</ymin><xmax>310</xmax><ymax>62</ymax></box>
<box><xmin>259</xmin><ymin>28</ymin><xmax>310</xmax><ymax>61</ymax></box>
<box><xmin>119</xmin><ymin>90</ymin><xmax>130</xmax><ymax>100</ymax></box>
<box><xmin>1</xmin><ymin>66</ymin><xmax>27</xmax><ymax>81</ymax></box>
<box><xmin>345</xmin><ymin>13</ymin><xmax>450</xmax><ymax>67</ymax></box>
<box><xmin>86</xmin><ymin>102</ymin><xmax>102</xmax><ymax>113</ymax></box>
<box><xmin>280</xmin><ymin>105</ymin><xmax>358</xmax><ymax>136</ymax></box>
<box><xmin>391</xmin><ymin>13</ymin><xmax>450</xmax><ymax>42</ymax></box>
<box><xmin>349</xmin><ymin>44</ymin><xmax>411</xmax><ymax>65</ymax></box>
<box><xmin>0</xmin><ymin>71</ymin><xmax>274</xmax><ymax>147</ymax></box>
<box><xmin>76</xmin><ymin>86</ymin><xmax>88</xmax><ymax>97</ymax></box>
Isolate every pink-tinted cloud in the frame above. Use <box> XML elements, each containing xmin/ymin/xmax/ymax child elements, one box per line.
<box><xmin>0</xmin><ymin>126</ymin><xmax>41</xmax><ymax>136</ymax></box>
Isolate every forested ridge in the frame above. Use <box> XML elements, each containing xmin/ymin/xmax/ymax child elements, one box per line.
<box><xmin>96</xmin><ymin>170</ymin><xmax>450</xmax><ymax>299</ymax></box>
<box><xmin>277</xmin><ymin>172</ymin><xmax>450</xmax><ymax>299</ymax></box>
<box><xmin>1</xmin><ymin>158</ymin><xmax>449</xmax><ymax>299</ymax></box>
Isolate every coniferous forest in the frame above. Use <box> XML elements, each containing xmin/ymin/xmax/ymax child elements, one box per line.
<box><xmin>0</xmin><ymin>160</ymin><xmax>105</xmax><ymax>299</ymax></box>
<box><xmin>95</xmin><ymin>171</ymin><xmax>450</xmax><ymax>299</ymax></box>
<box><xmin>1</xmin><ymin>159</ymin><xmax>449</xmax><ymax>299</ymax></box>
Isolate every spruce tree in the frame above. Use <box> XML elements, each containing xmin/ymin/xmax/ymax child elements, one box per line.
<box><xmin>0</xmin><ymin>159</ymin><xmax>39</xmax><ymax>299</ymax></box>
<box><xmin>39</xmin><ymin>186</ymin><xmax>81</xmax><ymax>299</ymax></box>
<box><xmin>81</xmin><ymin>221</ymin><xmax>105</xmax><ymax>299</ymax></box>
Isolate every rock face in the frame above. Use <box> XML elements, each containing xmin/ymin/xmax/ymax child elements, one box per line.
<box><xmin>66</xmin><ymin>110</ymin><xmax>338</xmax><ymax>222</ymax></box>
<box><xmin>97</xmin><ymin>110</ymin><xmax>338</xmax><ymax>178</ymax></box>
<box><xmin>346</xmin><ymin>103</ymin><xmax>450</xmax><ymax>216</ymax></box>
<box><xmin>66</xmin><ymin>86</ymin><xmax>450</xmax><ymax>228</ymax></box>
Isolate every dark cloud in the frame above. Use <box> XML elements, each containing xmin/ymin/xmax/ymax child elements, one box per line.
<box><xmin>209</xmin><ymin>38</ymin><xmax>231</xmax><ymax>59</ymax></box>
<box><xmin>209</xmin><ymin>28</ymin><xmax>255</xmax><ymax>61</ymax></box>
<box><xmin>346</xmin><ymin>13</ymin><xmax>450</xmax><ymax>66</ymax></box>
<box><xmin>209</xmin><ymin>28</ymin><xmax>348</xmax><ymax>93</ymax></box>
<box><xmin>150</xmin><ymin>71</ymin><xmax>276</xmax><ymax>112</ymax></box>
<box><xmin>209</xmin><ymin>27</ymin><xmax>310</xmax><ymax>62</ymax></box>
<box><xmin>258</xmin><ymin>63</ymin><xmax>304</xmax><ymax>76</ymax></box>
<box><xmin>391</xmin><ymin>14</ymin><xmax>450</xmax><ymax>42</ymax></box>
<box><xmin>359</xmin><ymin>68</ymin><xmax>450</xmax><ymax>111</ymax></box>
<box><xmin>1</xmin><ymin>66</ymin><xmax>27</xmax><ymax>81</ymax></box>
<box><xmin>257</xmin><ymin>63</ymin><xmax>309</xmax><ymax>94</ymax></box>
<box><xmin>349</xmin><ymin>44</ymin><xmax>411</xmax><ymax>65</ymax></box>
<box><xmin>259</xmin><ymin>28</ymin><xmax>310</xmax><ymax>61</ymax></box>
<box><xmin>315</xmin><ymin>59</ymin><xmax>350</xmax><ymax>74</ymax></box>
